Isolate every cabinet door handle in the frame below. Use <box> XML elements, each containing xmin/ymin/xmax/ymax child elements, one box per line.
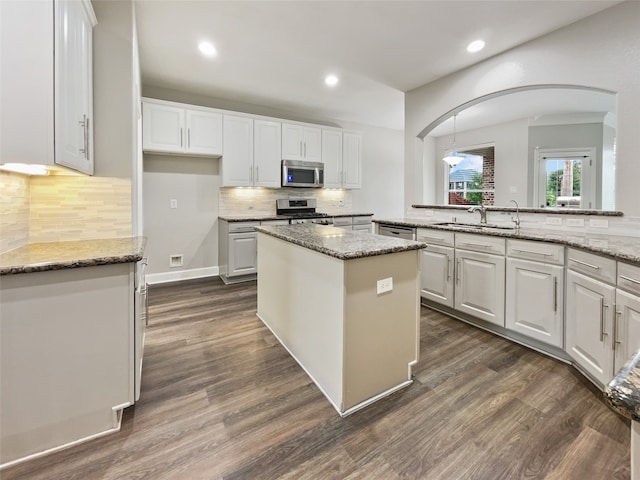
<box><xmin>256</xmin><ymin>165</ymin><xmax>259</xmax><ymax>183</ymax></box>
<box><xmin>614</xmin><ymin>308</ymin><xmax>622</xmax><ymax>350</ymax></box>
<box><xmin>447</xmin><ymin>258</ymin><xmax>452</xmax><ymax>282</ymax></box>
<box><xmin>620</xmin><ymin>275</ymin><xmax>640</xmax><ymax>285</ymax></box>
<box><xmin>180</xmin><ymin>128</ymin><xmax>183</xmax><ymax>147</ymax></box>
<box><xmin>600</xmin><ymin>300</ymin><xmax>609</xmax><ymax>342</ymax></box>
<box><xmin>553</xmin><ymin>276</ymin><xmax>557</xmax><ymax>313</ymax></box>
<box><xmin>85</xmin><ymin>117</ymin><xmax>90</xmax><ymax>160</ymax></box>
<box><xmin>512</xmin><ymin>248</ymin><xmax>553</xmax><ymax>257</ymax></box>
<box><xmin>78</xmin><ymin>115</ymin><xmax>88</xmax><ymax>157</ymax></box>
<box><xmin>187</xmin><ymin>128</ymin><xmax>191</xmax><ymax>148</ymax></box>
<box><xmin>304</xmin><ymin>141</ymin><xmax>307</xmax><ymax>158</ymax></box>
<box><xmin>569</xmin><ymin>257</ymin><xmax>600</xmax><ymax>270</ymax></box>
<box><xmin>456</xmin><ymin>259</ymin><xmax>461</xmax><ymax>284</ymax></box>
<box><xmin>299</xmin><ymin>141</ymin><xmax>303</xmax><ymax>157</ymax></box>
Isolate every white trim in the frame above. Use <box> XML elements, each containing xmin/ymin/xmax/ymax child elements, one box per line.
<box><xmin>0</xmin><ymin>406</ymin><xmax>125</xmax><ymax>471</ymax></box>
<box><xmin>146</xmin><ymin>267</ymin><xmax>219</xmax><ymax>285</ymax></box>
<box><xmin>339</xmin><ymin>381</ymin><xmax>413</xmax><ymax>417</ymax></box>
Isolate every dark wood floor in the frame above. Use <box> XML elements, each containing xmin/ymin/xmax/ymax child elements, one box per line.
<box><xmin>3</xmin><ymin>277</ymin><xmax>630</xmax><ymax>480</ymax></box>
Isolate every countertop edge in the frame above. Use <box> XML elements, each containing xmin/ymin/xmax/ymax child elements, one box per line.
<box><xmin>219</xmin><ymin>213</ymin><xmax>374</xmax><ymax>222</ymax></box>
<box><xmin>604</xmin><ymin>351</ymin><xmax>640</xmax><ymax>422</ymax></box>
<box><xmin>256</xmin><ymin>225</ymin><xmax>426</xmax><ymax>260</ymax></box>
<box><xmin>1</xmin><ymin>237</ymin><xmax>147</xmax><ymax>276</ymax></box>
<box><xmin>411</xmin><ymin>204</ymin><xmax>624</xmax><ymax>216</ymax></box>
<box><xmin>372</xmin><ymin>219</ymin><xmax>640</xmax><ymax>266</ymax></box>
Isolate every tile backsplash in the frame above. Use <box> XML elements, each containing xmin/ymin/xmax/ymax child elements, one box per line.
<box><xmin>0</xmin><ymin>172</ymin><xmax>30</xmax><ymax>252</ymax></box>
<box><xmin>219</xmin><ymin>187</ymin><xmax>353</xmax><ymax>215</ymax></box>
<box><xmin>0</xmin><ymin>172</ymin><xmax>132</xmax><ymax>253</ymax></box>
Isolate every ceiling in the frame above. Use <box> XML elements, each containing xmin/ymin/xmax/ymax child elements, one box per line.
<box><xmin>135</xmin><ymin>0</ymin><xmax>621</xmax><ymax>131</ymax></box>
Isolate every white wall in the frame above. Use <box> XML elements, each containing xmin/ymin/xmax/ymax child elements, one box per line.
<box><xmin>143</xmin><ymin>155</ymin><xmax>220</xmax><ymax>276</ymax></box>
<box><xmin>405</xmin><ymin>1</ymin><xmax>640</xmax><ymax>217</ymax></box>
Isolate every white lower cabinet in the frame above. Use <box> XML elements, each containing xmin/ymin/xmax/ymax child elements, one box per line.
<box><xmin>615</xmin><ymin>289</ymin><xmax>640</xmax><ymax>372</ymax></box>
<box><xmin>421</xmin><ymin>245</ymin><xmax>454</xmax><ymax>308</ymax></box>
<box><xmin>566</xmin><ymin>269</ymin><xmax>616</xmax><ymax>385</ymax></box>
<box><xmin>228</xmin><ymin>232</ymin><xmax>258</xmax><ymax>276</ymax></box>
<box><xmin>506</xmin><ymin>258</ymin><xmax>564</xmax><ymax>347</ymax></box>
<box><xmin>453</xmin><ymin>233</ymin><xmax>506</xmax><ymax>327</ymax></box>
<box><xmin>454</xmin><ymin>249</ymin><xmax>505</xmax><ymax>326</ymax></box>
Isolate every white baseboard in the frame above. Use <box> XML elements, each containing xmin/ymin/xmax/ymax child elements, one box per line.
<box><xmin>146</xmin><ymin>266</ymin><xmax>219</xmax><ymax>285</ymax></box>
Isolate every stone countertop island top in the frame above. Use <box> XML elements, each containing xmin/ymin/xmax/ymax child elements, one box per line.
<box><xmin>0</xmin><ymin>237</ymin><xmax>147</xmax><ymax>275</ymax></box>
<box><xmin>605</xmin><ymin>351</ymin><xmax>640</xmax><ymax>422</ymax></box>
<box><xmin>256</xmin><ymin>224</ymin><xmax>426</xmax><ymax>260</ymax></box>
<box><xmin>373</xmin><ymin>218</ymin><xmax>640</xmax><ymax>266</ymax></box>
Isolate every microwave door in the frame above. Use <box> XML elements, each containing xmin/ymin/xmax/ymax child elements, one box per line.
<box><xmin>286</xmin><ymin>167</ymin><xmax>316</xmax><ymax>187</ymax></box>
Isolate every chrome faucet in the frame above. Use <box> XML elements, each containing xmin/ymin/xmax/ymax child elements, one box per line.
<box><xmin>468</xmin><ymin>205</ymin><xmax>488</xmax><ymax>225</ymax></box>
<box><xmin>506</xmin><ymin>199</ymin><xmax>521</xmax><ymax>229</ymax></box>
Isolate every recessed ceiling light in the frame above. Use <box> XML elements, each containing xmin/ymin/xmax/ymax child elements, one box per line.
<box><xmin>467</xmin><ymin>40</ymin><xmax>485</xmax><ymax>53</ymax></box>
<box><xmin>325</xmin><ymin>74</ymin><xmax>339</xmax><ymax>87</ymax></box>
<box><xmin>198</xmin><ymin>41</ymin><xmax>217</xmax><ymax>58</ymax></box>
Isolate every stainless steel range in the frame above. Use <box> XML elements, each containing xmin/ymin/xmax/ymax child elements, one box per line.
<box><xmin>276</xmin><ymin>198</ymin><xmax>333</xmax><ymax>225</ymax></box>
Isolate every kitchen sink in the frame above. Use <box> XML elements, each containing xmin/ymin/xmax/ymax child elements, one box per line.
<box><xmin>433</xmin><ymin>222</ymin><xmax>516</xmax><ymax>231</ymax></box>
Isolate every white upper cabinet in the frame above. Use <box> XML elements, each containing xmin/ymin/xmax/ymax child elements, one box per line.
<box><xmin>342</xmin><ymin>132</ymin><xmax>362</xmax><ymax>189</ymax></box>
<box><xmin>322</xmin><ymin>129</ymin><xmax>343</xmax><ymax>188</ymax></box>
<box><xmin>253</xmin><ymin>120</ymin><xmax>281</xmax><ymax>188</ymax></box>
<box><xmin>322</xmin><ymin>129</ymin><xmax>361</xmax><ymax>189</ymax></box>
<box><xmin>186</xmin><ymin>110</ymin><xmax>223</xmax><ymax>155</ymax></box>
<box><xmin>142</xmin><ymin>103</ymin><xmax>184</xmax><ymax>153</ymax></box>
<box><xmin>222</xmin><ymin>115</ymin><xmax>254</xmax><ymax>187</ymax></box>
<box><xmin>0</xmin><ymin>0</ymin><xmax>96</xmax><ymax>174</ymax></box>
<box><xmin>282</xmin><ymin>123</ymin><xmax>321</xmax><ymax>162</ymax></box>
<box><xmin>222</xmin><ymin>117</ymin><xmax>280</xmax><ymax>188</ymax></box>
<box><xmin>142</xmin><ymin>99</ymin><xmax>222</xmax><ymax>156</ymax></box>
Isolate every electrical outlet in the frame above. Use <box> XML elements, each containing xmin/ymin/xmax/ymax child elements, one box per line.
<box><xmin>566</xmin><ymin>218</ymin><xmax>585</xmax><ymax>227</ymax></box>
<box><xmin>424</xmin><ymin>210</ymin><xmax>434</xmax><ymax>217</ymax></box>
<box><xmin>377</xmin><ymin>277</ymin><xmax>393</xmax><ymax>294</ymax></box>
<box><xmin>589</xmin><ymin>218</ymin><xmax>609</xmax><ymax>228</ymax></box>
<box><xmin>169</xmin><ymin>254</ymin><xmax>183</xmax><ymax>267</ymax></box>
<box><xmin>170</xmin><ymin>199</ymin><xmax>178</xmax><ymax>209</ymax></box>
<box><xmin>546</xmin><ymin>217</ymin><xmax>562</xmax><ymax>226</ymax></box>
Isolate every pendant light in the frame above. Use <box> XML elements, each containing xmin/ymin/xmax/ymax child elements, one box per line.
<box><xmin>443</xmin><ymin>114</ymin><xmax>464</xmax><ymax>166</ymax></box>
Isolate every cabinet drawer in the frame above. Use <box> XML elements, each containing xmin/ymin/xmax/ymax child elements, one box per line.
<box><xmin>507</xmin><ymin>239</ymin><xmax>564</xmax><ymax>265</ymax></box>
<box><xmin>333</xmin><ymin>217</ymin><xmax>353</xmax><ymax>227</ymax></box>
<box><xmin>261</xmin><ymin>220</ymin><xmax>289</xmax><ymax>226</ymax></box>
<box><xmin>567</xmin><ymin>248</ymin><xmax>616</xmax><ymax>285</ymax></box>
<box><xmin>416</xmin><ymin>229</ymin><xmax>454</xmax><ymax>247</ymax></box>
<box><xmin>455</xmin><ymin>232</ymin><xmax>505</xmax><ymax>255</ymax></box>
<box><xmin>352</xmin><ymin>216</ymin><xmax>372</xmax><ymax>226</ymax></box>
<box><xmin>229</xmin><ymin>221</ymin><xmax>260</xmax><ymax>233</ymax></box>
<box><xmin>618</xmin><ymin>262</ymin><xmax>640</xmax><ymax>295</ymax></box>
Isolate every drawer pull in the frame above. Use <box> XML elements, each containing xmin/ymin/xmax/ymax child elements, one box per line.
<box><xmin>512</xmin><ymin>248</ymin><xmax>553</xmax><ymax>257</ymax></box>
<box><xmin>569</xmin><ymin>257</ymin><xmax>600</xmax><ymax>270</ymax></box>
<box><xmin>459</xmin><ymin>242</ymin><xmax>492</xmax><ymax>249</ymax></box>
<box><xmin>620</xmin><ymin>275</ymin><xmax>640</xmax><ymax>285</ymax></box>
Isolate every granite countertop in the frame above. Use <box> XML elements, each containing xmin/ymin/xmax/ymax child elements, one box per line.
<box><xmin>0</xmin><ymin>237</ymin><xmax>147</xmax><ymax>275</ymax></box>
<box><xmin>412</xmin><ymin>204</ymin><xmax>624</xmax><ymax>216</ymax></box>
<box><xmin>256</xmin><ymin>224</ymin><xmax>426</xmax><ymax>260</ymax></box>
<box><xmin>604</xmin><ymin>351</ymin><xmax>640</xmax><ymax>422</ymax></box>
<box><xmin>373</xmin><ymin>218</ymin><xmax>640</xmax><ymax>266</ymax></box>
<box><xmin>219</xmin><ymin>212</ymin><xmax>374</xmax><ymax>222</ymax></box>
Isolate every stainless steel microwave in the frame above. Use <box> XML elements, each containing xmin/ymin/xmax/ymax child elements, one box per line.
<box><xmin>282</xmin><ymin>160</ymin><xmax>324</xmax><ymax>188</ymax></box>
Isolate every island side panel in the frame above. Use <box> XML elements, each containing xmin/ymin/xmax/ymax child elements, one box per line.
<box><xmin>342</xmin><ymin>250</ymin><xmax>421</xmax><ymax>410</ymax></box>
<box><xmin>256</xmin><ymin>232</ymin><xmax>345</xmax><ymax>410</ymax></box>
<box><xmin>0</xmin><ymin>264</ymin><xmax>134</xmax><ymax>466</ymax></box>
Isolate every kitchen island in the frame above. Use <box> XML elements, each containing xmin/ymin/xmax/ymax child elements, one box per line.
<box><xmin>255</xmin><ymin>224</ymin><xmax>426</xmax><ymax>416</ymax></box>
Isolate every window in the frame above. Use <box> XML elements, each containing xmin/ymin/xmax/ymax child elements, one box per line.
<box><xmin>446</xmin><ymin>146</ymin><xmax>494</xmax><ymax>206</ymax></box>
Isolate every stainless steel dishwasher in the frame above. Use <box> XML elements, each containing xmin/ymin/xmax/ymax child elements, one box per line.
<box><xmin>377</xmin><ymin>223</ymin><xmax>416</xmax><ymax>240</ymax></box>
